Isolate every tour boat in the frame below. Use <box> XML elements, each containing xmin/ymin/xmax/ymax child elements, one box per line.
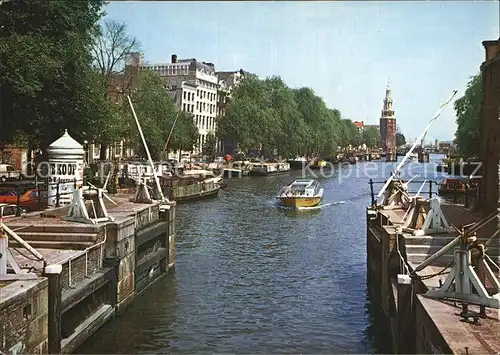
<box><xmin>277</xmin><ymin>179</ymin><xmax>324</xmax><ymax>208</ymax></box>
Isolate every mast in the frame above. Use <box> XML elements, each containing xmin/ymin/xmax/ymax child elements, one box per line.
<box><xmin>127</xmin><ymin>95</ymin><xmax>168</xmax><ymax>203</ymax></box>
<box><xmin>376</xmin><ymin>89</ymin><xmax>458</xmax><ymax>200</ymax></box>
<box><xmin>160</xmin><ymin>110</ymin><xmax>182</xmax><ymax>160</ymax></box>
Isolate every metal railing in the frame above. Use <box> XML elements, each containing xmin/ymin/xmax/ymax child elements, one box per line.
<box><xmin>368</xmin><ymin>179</ymin><xmax>440</xmax><ymax>206</ymax></box>
<box><xmin>58</xmin><ymin>226</ymin><xmax>108</xmax><ymax>288</ymax></box>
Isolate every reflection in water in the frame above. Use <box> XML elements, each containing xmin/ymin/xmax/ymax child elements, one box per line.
<box><xmin>76</xmin><ymin>156</ymin><xmax>446</xmax><ymax>354</ymax></box>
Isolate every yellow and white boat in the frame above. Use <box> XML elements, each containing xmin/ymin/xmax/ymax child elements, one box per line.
<box><xmin>277</xmin><ymin>179</ymin><xmax>324</xmax><ymax>208</ymax></box>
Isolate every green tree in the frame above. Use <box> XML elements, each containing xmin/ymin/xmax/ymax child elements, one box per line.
<box><xmin>127</xmin><ymin>70</ymin><xmax>198</xmax><ymax>160</ymax></box>
<box><xmin>454</xmin><ymin>74</ymin><xmax>482</xmax><ymax>158</ymax></box>
<box><xmin>168</xmin><ymin>111</ymin><xmax>199</xmax><ymax>154</ymax></box>
<box><xmin>202</xmin><ymin>133</ymin><xmax>217</xmax><ymax>161</ymax></box>
<box><xmin>0</xmin><ymin>0</ymin><xmax>106</xmax><ymax>153</ymax></box>
<box><xmin>396</xmin><ymin>133</ymin><xmax>406</xmax><ymax>147</ymax></box>
<box><xmin>216</xmin><ymin>75</ymin><xmax>352</xmax><ymax>158</ymax></box>
<box><xmin>362</xmin><ymin>126</ymin><xmax>381</xmax><ymax>148</ymax></box>
<box><xmin>91</xmin><ymin>19</ymin><xmax>140</xmax><ymax>159</ymax></box>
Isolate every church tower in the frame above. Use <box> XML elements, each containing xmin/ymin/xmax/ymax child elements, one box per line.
<box><xmin>379</xmin><ymin>82</ymin><xmax>397</xmax><ymax>161</ymax></box>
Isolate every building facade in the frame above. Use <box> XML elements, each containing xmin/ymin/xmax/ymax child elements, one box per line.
<box><xmin>478</xmin><ymin>38</ymin><xmax>500</xmax><ymax>213</ymax></box>
<box><xmin>379</xmin><ymin>85</ymin><xmax>397</xmax><ymax>161</ymax></box>
<box><xmin>140</xmin><ymin>54</ymin><xmax>219</xmax><ymax>155</ymax></box>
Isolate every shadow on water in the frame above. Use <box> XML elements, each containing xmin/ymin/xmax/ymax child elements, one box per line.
<box><xmin>364</xmin><ymin>287</ymin><xmax>394</xmax><ymax>354</ymax></box>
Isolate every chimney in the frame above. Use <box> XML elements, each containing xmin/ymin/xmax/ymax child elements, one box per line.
<box><xmin>171</xmin><ymin>54</ymin><xmax>177</xmax><ymax>63</ymax></box>
<box><xmin>482</xmin><ymin>40</ymin><xmax>500</xmax><ymax>62</ymax></box>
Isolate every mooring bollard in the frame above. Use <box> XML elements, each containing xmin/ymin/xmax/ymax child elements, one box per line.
<box><xmin>55</xmin><ymin>180</ymin><xmax>61</xmax><ymax>207</ymax></box>
<box><xmin>369</xmin><ymin>178</ymin><xmax>375</xmax><ymax>206</ymax></box>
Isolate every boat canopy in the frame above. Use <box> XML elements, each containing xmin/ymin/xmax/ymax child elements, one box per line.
<box><xmin>284</xmin><ymin>179</ymin><xmax>319</xmax><ymax>192</ymax></box>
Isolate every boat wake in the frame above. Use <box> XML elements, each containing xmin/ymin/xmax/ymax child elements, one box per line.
<box><xmin>296</xmin><ymin>201</ymin><xmax>345</xmax><ymax>210</ymax></box>
<box><xmin>273</xmin><ymin>200</ymin><xmax>345</xmax><ymax>211</ymax></box>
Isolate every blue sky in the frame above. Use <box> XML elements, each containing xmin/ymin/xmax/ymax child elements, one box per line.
<box><xmin>103</xmin><ymin>1</ymin><xmax>499</xmax><ymax>142</ymax></box>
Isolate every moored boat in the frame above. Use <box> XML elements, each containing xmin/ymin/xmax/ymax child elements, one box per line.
<box><xmin>249</xmin><ymin>162</ymin><xmax>290</xmax><ymax>176</ymax></box>
<box><xmin>277</xmin><ymin>179</ymin><xmax>324</xmax><ymax>208</ymax></box>
<box><xmin>287</xmin><ymin>157</ymin><xmax>307</xmax><ymax>170</ymax></box>
<box><xmin>223</xmin><ymin>161</ymin><xmax>251</xmax><ymax>178</ymax></box>
<box><xmin>156</xmin><ymin>172</ymin><xmax>222</xmax><ymax>203</ymax></box>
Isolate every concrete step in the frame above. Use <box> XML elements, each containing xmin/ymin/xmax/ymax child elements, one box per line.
<box><xmin>403</xmin><ymin>235</ymin><xmax>458</xmax><ymax>246</ymax></box>
<box><xmin>15</xmin><ymin>231</ymin><xmax>99</xmax><ymax>243</ymax></box>
<box><xmin>9</xmin><ymin>239</ymin><xmax>95</xmax><ymax>250</ymax></box>
<box><xmin>406</xmin><ymin>253</ymin><xmax>454</xmax><ymax>266</ymax></box>
<box><xmin>404</xmin><ymin>244</ymin><xmax>455</xmax><ymax>256</ymax></box>
<box><xmin>404</xmin><ymin>235</ymin><xmax>494</xmax><ymax>247</ymax></box>
<box><xmin>5</xmin><ymin>224</ymin><xmax>100</xmax><ymax>234</ymax></box>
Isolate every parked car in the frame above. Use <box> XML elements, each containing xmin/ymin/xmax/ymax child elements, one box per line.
<box><xmin>0</xmin><ymin>188</ymin><xmax>48</xmax><ymax>212</ymax></box>
<box><xmin>0</xmin><ymin>203</ymin><xmax>27</xmax><ymax>217</ymax></box>
<box><xmin>0</xmin><ymin>164</ymin><xmax>23</xmax><ymax>182</ymax></box>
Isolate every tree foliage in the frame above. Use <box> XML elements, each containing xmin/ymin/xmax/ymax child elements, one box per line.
<box><xmin>216</xmin><ymin>76</ymin><xmax>372</xmax><ymax>157</ymax></box>
<box><xmin>363</xmin><ymin>126</ymin><xmax>381</xmax><ymax>148</ymax></box>
<box><xmin>125</xmin><ymin>70</ymin><xmax>198</xmax><ymax>160</ymax></box>
<box><xmin>0</xmin><ymin>0</ymin><xmax>107</xmax><ymax>151</ymax></box>
<box><xmin>202</xmin><ymin>133</ymin><xmax>217</xmax><ymax>161</ymax></box>
<box><xmin>91</xmin><ymin>19</ymin><xmax>140</xmax><ymax>158</ymax></box>
<box><xmin>454</xmin><ymin>74</ymin><xmax>482</xmax><ymax>158</ymax></box>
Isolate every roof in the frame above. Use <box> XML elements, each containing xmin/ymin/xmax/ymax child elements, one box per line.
<box><xmin>353</xmin><ymin>121</ymin><xmax>364</xmax><ymax>129</ymax></box>
<box><xmin>290</xmin><ymin>179</ymin><xmax>316</xmax><ymax>186</ymax></box>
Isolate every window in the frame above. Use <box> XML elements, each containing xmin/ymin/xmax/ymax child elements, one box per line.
<box><xmin>0</xmin><ymin>190</ymin><xmax>15</xmax><ymax>196</ymax></box>
<box><xmin>183</xmin><ymin>103</ymin><xmax>186</xmax><ymax>111</ymax></box>
<box><xmin>183</xmin><ymin>91</ymin><xmax>186</xmax><ymax>100</ymax></box>
<box><xmin>29</xmin><ymin>191</ymin><xmax>39</xmax><ymax>199</ymax></box>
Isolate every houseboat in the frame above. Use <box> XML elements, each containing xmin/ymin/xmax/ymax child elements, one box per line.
<box><xmin>156</xmin><ymin>173</ymin><xmax>221</xmax><ymax>203</ymax></box>
<box><xmin>287</xmin><ymin>157</ymin><xmax>307</xmax><ymax>170</ymax></box>
<box><xmin>249</xmin><ymin>162</ymin><xmax>290</xmax><ymax>176</ymax></box>
<box><xmin>277</xmin><ymin>179</ymin><xmax>324</xmax><ymax>208</ymax></box>
<box><xmin>223</xmin><ymin>161</ymin><xmax>252</xmax><ymax>178</ymax></box>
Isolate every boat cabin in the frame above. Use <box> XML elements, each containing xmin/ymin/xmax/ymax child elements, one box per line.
<box><xmin>281</xmin><ymin>179</ymin><xmax>320</xmax><ymax>197</ymax></box>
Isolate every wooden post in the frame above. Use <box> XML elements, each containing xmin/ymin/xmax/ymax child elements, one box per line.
<box><xmin>369</xmin><ymin>179</ymin><xmax>375</xmax><ymax>206</ymax></box>
<box><xmin>45</xmin><ymin>264</ymin><xmax>62</xmax><ymax>354</ymax></box>
<box><xmin>397</xmin><ymin>274</ymin><xmax>415</xmax><ymax>353</ymax></box>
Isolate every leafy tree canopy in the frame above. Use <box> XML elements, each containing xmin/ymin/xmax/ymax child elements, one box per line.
<box><xmin>454</xmin><ymin>74</ymin><xmax>482</xmax><ymax>158</ymax></box>
<box><xmin>0</xmin><ymin>0</ymin><xmax>107</xmax><ymax>151</ymax></box>
<box><xmin>216</xmin><ymin>75</ymin><xmax>375</xmax><ymax>158</ymax></box>
<box><xmin>125</xmin><ymin>70</ymin><xmax>198</xmax><ymax>160</ymax></box>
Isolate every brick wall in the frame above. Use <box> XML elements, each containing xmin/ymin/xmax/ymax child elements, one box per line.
<box><xmin>0</xmin><ymin>279</ymin><xmax>48</xmax><ymax>354</ymax></box>
<box><xmin>478</xmin><ymin>43</ymin><xmax>500</xmax><ymax>213</ymax></box>
<box><xmin>380</xmin><ymin>118</ymin><xmax>396</xmax><ymax>153</ymax></box>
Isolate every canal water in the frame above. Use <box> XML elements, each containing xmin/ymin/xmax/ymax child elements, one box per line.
<box><xmin>77</xmin><ymin>156</ymin><xmax>446</xmax><ymax>354</ymax></box>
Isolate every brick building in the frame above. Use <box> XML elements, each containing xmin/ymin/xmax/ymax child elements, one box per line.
<box><xmin>478</xmin><ymin>38</ymin><xmax>500</xmax><ymax>213</ymax></box>
<box><xmin>0</xmin><ymin>145</ymin><xmax>28</xmax><ymax>172</ymax></box>
<box><xmin>379</xmin><ymin>85</ymin><xmax>397</xmax><ymax>161</ymax></box>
